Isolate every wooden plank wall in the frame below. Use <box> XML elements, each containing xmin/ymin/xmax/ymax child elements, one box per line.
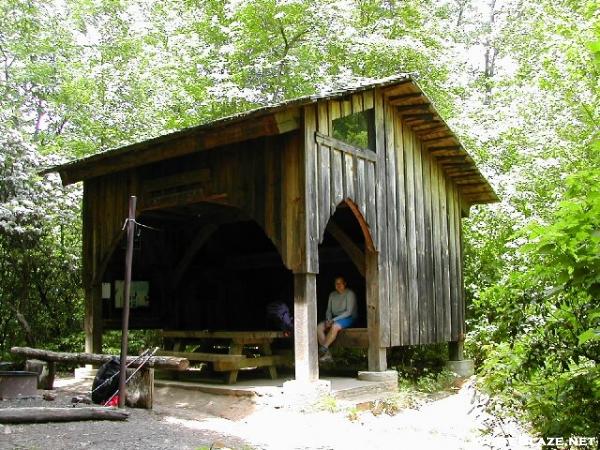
<box><xmin>82</xmin><ymin>132</ymin><xmax>307</xmax><ymax>288</ymax></box>
<box><xmin>306</xmin><ymin>89</ymin><xmax>466</xmax><ymax>347</ymax></box>
<box><xmin>83</xmin><ymin>172</ymin><xmax>139</xmax><ymax>287</ymax></box>
<box><xmin>310</xmin><ymin>90</ymin><xmax>378</xmax><ymax>246</ymax></box>
<box><xmin>380</xmin><ymin>99</ymin><xmax>465</xmax><ymax>346</ymax></box>
<box><xmin>82</xmin><ymin>89</ymin><xmax>468</xmax><ymax>350</ymax></box>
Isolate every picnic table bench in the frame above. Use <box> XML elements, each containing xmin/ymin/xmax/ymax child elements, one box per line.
<box><xmin>158</xmin><ymin>330</ymin><xmax>291</xmax><ymax>384</ymax></box>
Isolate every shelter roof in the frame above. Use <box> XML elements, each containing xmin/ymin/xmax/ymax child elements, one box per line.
<box><xmin>44</xmin><ymin>74</ymin><xmax>498</xmax><ymax>204</ymax></box>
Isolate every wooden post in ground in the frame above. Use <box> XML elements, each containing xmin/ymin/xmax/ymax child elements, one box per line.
<box><xmin>119</xmin><ymin>195</ymin><xmax>137</xmax><ymax>408</ymax></box>
<box><xmin>293</xmin><ymin>273</ymin><xmax>318</xmax><ymax>382</ymax></box>
<box><xmin>366</xmin><ymin>250</ymin><xmax>387</xmax><ymax>371</ymax></box>
<box><xmin>448</xmin><ymin>340</ymin><xmax>464</xmax><ymax>361</ymax></box>
<box><xmin>82</xmin><ymin>186</ymin><xmax>102</xmax><ymax>355</ymax></box>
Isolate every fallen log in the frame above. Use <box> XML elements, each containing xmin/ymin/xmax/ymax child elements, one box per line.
<box><xmin>11</xmin><ymin>347</ymin><xmax>189</xmax><ymax>371</ymax></box>
<box><xmin>0</xmin><ymin>407</ymin><xmax>129</xmax><ymax>423</ymax></box>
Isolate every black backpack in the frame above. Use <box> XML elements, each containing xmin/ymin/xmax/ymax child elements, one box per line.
<box><xmin>91</xmin><ymin>357</ymin><xmax>121</xmax><ymax>404</ymax></box>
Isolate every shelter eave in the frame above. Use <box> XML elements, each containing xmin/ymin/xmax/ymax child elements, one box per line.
<box><xmin>381</xmin><ymin>81</ymin><xmax>499</xmax><ymax>206</ymax></box>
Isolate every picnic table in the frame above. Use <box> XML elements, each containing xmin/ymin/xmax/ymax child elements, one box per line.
<box><xmin>158</xmin><ymin>330</ymin><xmax>291</xmax><ymax>384</ymax></box>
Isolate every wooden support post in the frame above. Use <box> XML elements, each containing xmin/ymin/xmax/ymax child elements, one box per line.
<box><xmin>84</xmin><ymin>284</ymin><xmax>102</xmax><ymax>355</ymax></box>
<box><xmin>366</xmin><ymin>251</ymin><xmax>387</xmax><ymax>371</ymax></box>
<box><xmin>448</xmin><ymin>340</ymin><xmax>464</xmax><ymax>361</ymax></box>
<box><xmin>293</xmin><ymin>273</ymin><xmax>318</xmax><ymax>382</ymax></box>
<box><xmin>82</xmin><ymin>185</ymin><xmax>102</xmax><ymax>356</ymax></box>
<box><xmin>260</xmin><ymin>342</ymin><xmax>278</xmax><ymax>380</ymax></box>
<box><xmin>224</xmin><ymin>343</ymin><xmax>243</xmax><ymax>385</ymax></box>
<box><xmin>119</xmin><ymin>195</ymin><xmax>137</xmax><ymax>408</ymax></box>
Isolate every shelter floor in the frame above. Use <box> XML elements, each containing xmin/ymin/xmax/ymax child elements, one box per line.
<box><xmin>154</xmin><ymin>375</ymin><xmax>396</xmax><ymax>401</ymax></box>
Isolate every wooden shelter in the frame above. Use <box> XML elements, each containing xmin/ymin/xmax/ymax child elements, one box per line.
<box><xmin>47</xmin><ymin>75</ymin><xmax>497</xmax><ymax>382</ymax></box>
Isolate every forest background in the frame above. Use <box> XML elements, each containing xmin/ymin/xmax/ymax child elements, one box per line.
<box><xmin>0</xmin><ymin>0</ymin><xmax>598</xmax><ymax>440</ymax></box>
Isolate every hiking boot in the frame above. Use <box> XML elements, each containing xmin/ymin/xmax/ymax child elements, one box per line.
<box><xmin>319</xmin><ymin>350</ymin><xmax>333</xmax><ymax>362</ymax></box>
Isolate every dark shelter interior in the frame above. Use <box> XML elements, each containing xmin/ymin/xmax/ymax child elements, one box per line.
<box><xmin>101</xmin><ymin>202</ymin><xmax>367</xmax><ymax>332</ymax></box>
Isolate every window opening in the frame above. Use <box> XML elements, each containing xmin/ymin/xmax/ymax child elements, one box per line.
<box><xmin>332</xmin><ymin>109</ymin><xmax>375</xmax><ymax>152</ymax></box>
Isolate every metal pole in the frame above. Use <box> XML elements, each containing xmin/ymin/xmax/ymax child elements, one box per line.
<box><xmin>118</xmin><ymin>195</ymin><xmax>136</xmax><ymax>408</ymax></box>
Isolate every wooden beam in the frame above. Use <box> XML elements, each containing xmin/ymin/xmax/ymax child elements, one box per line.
<box><xmin>416</xmin><ymin>125</ymin><xmax>449</xmax><ymax>136</ymax></box>
<box><xmin>142</xmin><ymin>169</ymin><xmax>211</xmax><ymax>194</ymax></box>
<box><xmin>421</xmin><ymin>135</ymin><xmax>455</xmax><ymax>143</ymax></box>
<box><xmin>429</xmin><ymin>147</ymin><xmax>465</xmax><ymax>157</ymax></box>
<box><xmin>445</xmin><ymin>169</ymin><xmax>481</xmax><ymax>177</ymax></box>
<box><xmin>379</xmin><ymin>79</ymin><xmax>415</xmax><ymax>97</ymax></box>
<box><xmin>315</xmin><ymin>132</ymin><xmax>377</xmax><ymax>162</ymax></box>
<box><xmin>171</xmin><ymin>224</ymin><xmax>218</xmax><ymax>288</ymax></box>
<box><xmin>395</xmin><ymin>103</ymin><xmax>431</xmax><ymax>112</ymax></box>
<box><xmin>436</xmin><ymin>156</ymin><xmax>474</xmax><ymax>165</ymax></box>
<box><xmin>161</xmin><ymin>330</ymin><xmax>287</xmax><ymax>340</ymax></box>
<box><xmin>330</xmin><ymin>328</ymin><xmax>369</xmax><ymax>348</ymax></box>
<box><xmin>454</xmin><ymin>177</ymin><xmax>490</xmax><ymax>184</ymax></box>
<box><xmin>139</xmin><ymin>191</ymin><xmax>227</xmax><ymax>212</ymax></box>
<box><xmin>411</xmin><ymin>121</ymin><xmax>442</xmax><ymax>131</ymax></box>
<box><xmin>458</xmin><ymin>184</ymin><xmax>495</xmax><ymax>194</ymax></box>
<box><xmin>56</xmin><ymin>110</ymin><xmax>301</xmax><ymax>186</ymax></box>
<box><xmin>293</xmin><ymin>273</ymin><xmax>318</xmax><ymax>382</ymax></box>
<box><xmin>387</xmin><ymin>92</ymin><xmax>424</xmax><ymax>104</ymax></box>
<box><xmin>402</xmin><ymin>113</ymin><xmax>435</xmax><ymax>121</ymax></box>
<box><xmin>326</xmin><ymin>221</ymin><xmax>365</xmax><ymax>277</ymax></box>
<box><xmin>428</xmin><ymin>145</ymin><xmax>461</xmax><ymax>152</ymax></box>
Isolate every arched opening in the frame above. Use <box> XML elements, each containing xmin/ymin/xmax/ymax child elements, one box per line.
<box><xmin>317</xmin><ymin>202</ymin><xmax>368</xmax><ymax>328</ymax></box>
<box><xmin>317</xmin><ymin>199</ymin><xmax>379</xmax><ymax>371</ymax></box>
<box><xmin>100</xmin><ymin>202</ymin><xmax>293</xmax><ymax>332</ymax></box>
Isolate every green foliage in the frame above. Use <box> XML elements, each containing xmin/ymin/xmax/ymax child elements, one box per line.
<box><xmin>1</xmin><ymin>0</ymin><xmax>598</xmax><ymax>439</ymax></box>
<box><xmin>388</xmin><ymin>343</ymin><xmax>448</xmax><ymax>379</ymax></box>
<box><xmin>469</xmin><ymin>166</ymin><xmax>600</xmax><ymax>437</ymax></box>
<box><xmin>0</xmin><ymin>120</ymin><xmax>82</xmax><ymax>359</ymax></box>
<box><xmin>315</xmin><ymin>394</ymin><xmax>339</xmax><ymax>413</ymax></box>
<box><xmin>102</xmin><ymin>329</ymin><xmax>163</xmax><ymax>356</ymax></box>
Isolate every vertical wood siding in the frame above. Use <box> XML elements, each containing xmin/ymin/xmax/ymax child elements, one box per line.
<box><xmin>83</xmin><ymin>87</ymin><xmax>468</xmax><ymax>349</ymax></box>
<box><xmin>309</xmin><ymin>90</ymin><xmax>466</xmax><ymax>347</ymax></box>
<box><xmin>375</xmin><ymin>97</ymin><xmax>466</xmax><ymax>345</ymax></box>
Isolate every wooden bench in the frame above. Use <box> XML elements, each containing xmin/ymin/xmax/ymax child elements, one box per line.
<box><xmin>330</xmin><ymin>328</ymin><xmax>369</xmax><ymax>348</ymax></box>
<box><xmin>160</xmin><ymin>330</ymin><xmax>291</xmax><ymax>384</ymax></box>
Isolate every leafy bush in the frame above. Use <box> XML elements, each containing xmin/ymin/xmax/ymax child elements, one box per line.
<box><xmin>388</xmin><ymin>343</ymin><xmax>448</xmax><ymax>380</ymax></box>
<box><xmin>469</xmin><ymin>166</ymin><xmax>600</xmax><ymax>438</ymax></box>
<box><xmin>102</xmin><ymin>329</ymin><xmax>163</xmax><ymax>356</ymax></box>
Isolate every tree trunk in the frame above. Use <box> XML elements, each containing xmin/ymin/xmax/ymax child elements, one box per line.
<box><xmin>0</xmin><ymin>407</ymin><xmax>129</xmax><ymax>423</ymax></box>
<box><xmin>11</xmin><ymin>347</ymin><xmax>189</xmax><ymax>371</ymax></box>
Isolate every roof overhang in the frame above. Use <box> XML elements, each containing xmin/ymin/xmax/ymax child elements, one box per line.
<box><xmin>43</xmin><ymin>74</ymin><xmax>498</xmax><ymax>205</ymax></box>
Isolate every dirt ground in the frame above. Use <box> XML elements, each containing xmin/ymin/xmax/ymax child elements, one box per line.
<box><xmin>0</xmin><ymin>375</ymin><xmax>538</xmax><ymax>450</ymax></box>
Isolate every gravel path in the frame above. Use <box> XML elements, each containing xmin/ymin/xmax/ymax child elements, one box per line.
<box><xmin>0</xmin><ymin>378</ymin><xmax>250</xmax><ymax>450</ymax></box>
<box><xmin>0</xmin><ymin>376</ymin><xmax>537</xmax><ymax>450</ymax></box>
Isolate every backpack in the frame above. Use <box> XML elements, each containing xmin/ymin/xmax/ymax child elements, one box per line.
<box><xmin>266</xmin><ymin>301</ymin><xmax>294</xmax><ymax>332</ymax></box>
<box><xmin>91</xmin><ymin>357</ymin><xmax>121</xmax><ymax>405</ymax></box>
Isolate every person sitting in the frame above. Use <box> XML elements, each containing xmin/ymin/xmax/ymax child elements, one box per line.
<box><xmin>317</xmin><ymin>276</ymin><xmax>357</xmax><ymax>362</ymax></box>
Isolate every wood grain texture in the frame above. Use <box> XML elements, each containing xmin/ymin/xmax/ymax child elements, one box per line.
<box><xmin>430</xmin><ymin>156</ymin><xmax>444</xmax><ymax>342</ymax></box>
<box><xmin>374</xmin><ymin>88</ymin><xmax>390</xmax><ymax>347</ymax></box>
<box><xmin>384</xmin><ymin>100</ymin><xmax>400</xmax><ymax>347</ymax></box>
<box><xmin>303</xmin><ymin>105</ymin><xmax>319</xmax><ymax>273</ymax></box>
<box><xmin>403</xmin><ymin>122</ymin><xmax>420</xmax><ymax>344</ymax></box>
<box><xmin>447</xmin><ymin>181</ymin><xmax>459</xmax><ymax>341</ymax></box>
<box><xmin>317</xmin><ymin>102</ymin><xmax>331</xmax><ymax>240</ymax></box>
<box><xmin>394</xmin><ymin>113</ymin><xmax>410</xmax><ymax>346</ymax></box>
<box><xmin>421</xmin><ymin>144</ymin><xmax>435</xmax><ymax>344</ymax></box>
<box><xmin>413</xmin><ymin>131</ymin><xmax>427</xmax><ymax>345</ymax></box>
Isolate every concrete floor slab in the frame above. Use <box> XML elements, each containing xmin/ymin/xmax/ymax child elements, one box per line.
<box><xmin>154</xmin><ymin>375</ymin><xmax>397</xmax><ymax>400</ymax></box>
